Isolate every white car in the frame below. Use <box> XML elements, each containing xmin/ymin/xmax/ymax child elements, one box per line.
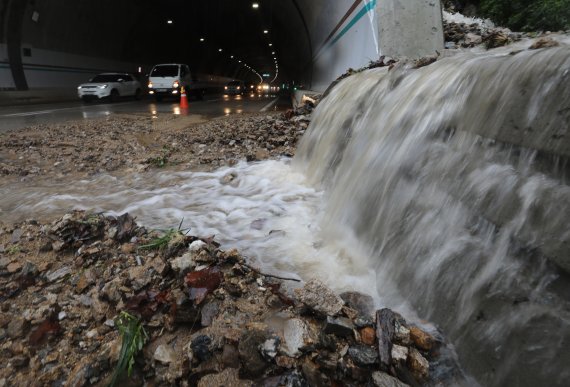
<box><xmin>77</xmin><ymin>73</ymin><xmax>142</xmax><ymax>102</ymax></box>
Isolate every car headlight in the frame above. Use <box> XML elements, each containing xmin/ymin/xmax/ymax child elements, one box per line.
<box><xmin>77</xmin><ymin>86</ymin><xmax>82</xmax><ymax>90</ymax></box>
<box><xmin>99</xmin><ymin>84</ymin><xmax>108</xmax><ymax>89</ymax></box>
<box><xmin>224</xmin><ymin>86</ymin><xmax>228</xmax><ymax>90</ymax></box>
<box><xmin>148</xmin><ymin>82</ymin><xmax>153</xmax><ymax>88</ymax></box>
<box><xmin>237</xmin><ymin>86</ymin><xmax>240</xmax><ymax>90</ymax></box>
<box><xmin>173</xmin><ymin>81</ymin><xmax>180</xmax><ymax>88</ymax></box>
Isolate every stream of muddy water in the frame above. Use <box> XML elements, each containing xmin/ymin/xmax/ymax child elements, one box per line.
<box><xmin>2</xmin><ymin>37</ymin><xmax>570</xmax><ymax>386</ymax></box>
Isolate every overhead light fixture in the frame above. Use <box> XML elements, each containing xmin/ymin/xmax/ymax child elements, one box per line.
<box><xmin>219</xmin><ymin>48</ymin><xmax>223</xmax><ymax>52</ymax></box>
<box><xmin>252</xmin><ymin>3</ymin><xmax>259</xmax><ymax>9</ymax></box>
<box><xmin>263</xmin><ymin>30</ymin><xmax>268</xmax><ymax>34</ymax></box>
<box><xmin>200</xmin><ymin>38</ymin><xmax>205</xmax><ymax>42</ymax></box>
<box><xmin>167</xmin><ymin>20</ymin><xmax>173</xmax><ymax>24</ymax></box>
<box><xmin>272</xmin><ymin>51</ymin><xmax>275</xmax><ymax>54</ymax></box>
<box><xmin>268</xmin><ymin>43</ymin><xmax>273</xmax><ymax>47</ymax></box>
<box><xmin>231</xmin><ymin>55</ymin><xmax>234</xmax><ymax>58</ymax></box>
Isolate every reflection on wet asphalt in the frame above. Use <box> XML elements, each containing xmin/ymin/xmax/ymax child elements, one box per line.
<box><xmin>0</xmin><ymin>93</ymin><xmax>290</xmax><ymax>132</ymax></box>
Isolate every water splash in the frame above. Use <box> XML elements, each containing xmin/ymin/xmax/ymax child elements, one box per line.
<box><xmin>295</xmin><ymin>38</ymin><xmax>570</xmax><ymax>386</ymax></box>
<box><xmin>2</xmin><ymin>36</ymin><xmax>570</xmax><ymax>387</ymax></box>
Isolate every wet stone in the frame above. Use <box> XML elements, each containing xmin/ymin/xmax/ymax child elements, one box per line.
<box><xmin>238</xmin><ymin>329</ymin><xmax>270</xmax><ymax>377</ymax></box>
<box><xmin>360</xmin><ymin>327</ymin><xmax>376</xmax><ymax>346</ymax></box>
<box><xmin>221</xmin><ymin>344</ymin><xmax>240</xmax><ymax>368</ymax></box>
<box><xmin>323</xmin><ymin>316</ymin><xmax>354</xmax><ymax>337</ymax></box>
<box><xmin>154</xmin><ymin>344</ymin><xmax>176</xmax><ymax>364</ymax></box>
<box><xmin>46</xmin><ymin>266</ymin><xmax>72</xmax><ymax>282</ymax></box>
<box><xmin>371</xmin><ymin>371</ymin><xmax>410</xmax><ymax>387</ymax></box>
<box><xmin>295</xmin><ymin>279</ymin><xmax>344</xmax><ymax>316</ymax></box>
<box><xmin>11</xmin><ymin>229</ymin><xmax>22</xmax><ymax>244</ymax></box>
<box><xmin>7</xmin><ymin>317</ymin><xmax>29</xmax><ymax>339</ymax></box>
<box><xmin>340</xmin><ymin>291</ymin><xmax>375</xmax><ymax>316</ymax></box>
<box><xmin>376</xmin><ymin>308</ymin><xmax>396</xmax><ymax>370</ymax></box>
<box><xmin>191</xmin><ymin>335</ymin><xmax>213</xmax><ymax>363</ymax></box>
<box><xmin>260</xmin><ymin>336</ymin><xmax>280</xmax><ymax>360</ymax></box>
<box><xmin>348</xmin><ymin>345</ymin><xmax>379</xmax><ymax>367</ymax></box>
<box><xmin>408</xmin><ymin>348</ymin><xmax>429</xmax><ymax>383</ymax></box>
<box><xmin>409</xmin><ymin>326</ymin><xmax>435</xmax><ymax>351</ymax></box>
<box><xmin>200</xmin><ymin>301</ymin><xmax>219</xmax><ymax>327</ymax></box>
<box><xmin>282</xmin><ymin>318</ymin><xmax>312</xmax><ymax>358</ymax></box>
<box><xmin>391</xmin><ymin>344</ymin><xmax>409</xmax><ymax>368</ymax></box>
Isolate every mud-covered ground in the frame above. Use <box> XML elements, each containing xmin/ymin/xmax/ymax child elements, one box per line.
<box><xmin>0</xmin><ymin>107</ymin><xmax>465</xmax><ymax>386</ymax></box>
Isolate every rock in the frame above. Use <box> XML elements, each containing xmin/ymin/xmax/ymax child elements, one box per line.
<box><xmin>464</xmin><ymin>32</ymin><xmax>482</xmax><ymax>46</ymax></box>
<box><xmin>58</xmin><ymin>311</ymin><xmax>67</xmax><ymax>321</ymax></box>
<box><xmin>197</xmin><ymin>368</ymin><xmax>251</xmax><ymax>387</ymax></box>
<box><xmin>323</xmin><ymin>316</ymin><xmax>354</xmax><ymax>337</ymax></box>
<box><xmin>371</xmin><ymin>371</ymin><xmax>410</xmax><ymax>387</ymax></box>
<box><xmin>393</xmin><ymin>318</ymin><xmax>411</xmax><ymax>346</ymax></box>
<box><xmin>191</xmin><ymin>335</ymin><xmax>213</xmax><ymax>362</ymax></box>
<box><xmin>409</xmin><ymin>326</ymin><xmax>434</xmax><ymax>351</ymax></box>
<box><xmin>7</xmin><ymin>261</ymin><xmax>22</xmax><ymax>273</ymax></box>
<box><xmin>348</xmin><ymin>345</ymin><xmax>379</xmax><ymax>367</ymax></box>
<box><xmin>260</xmin><ymin>336</ymin><xmax>280</xmax><ymax>360</ymax></box>
<box><xmin>301</xmin><ymin>359</ymin><xmax>329</xmax><ymax>387</ymax></box>
<box><xmin>46</xmin><ymin>266</ymin><xmax>72</xmax><ymax>282</ymax></box>
<box><xmin>339</xmin><ymin>291</ymin><xmax>375</xmax><ymax>316</ymax></box>
<box><xmin>7</xmin><ymin>317</ymin><xmax>29</xmax><ymax>339</ymax></box>
<box><xmin>120</xmin><ymin>243</ymin><xmax>136</xmax><ymax>254</ymax></box>
<box><xmin>529</xmin><ymin>37</ymin><xmax>560</xmax><ymax>50</ymax></box>
<box><xmin>282</xmin><ymin>318</ymin><xmax>315</xmax><ymax>358</ymax></box>
<box><xmin>189</xmin><ymin>240</ymin><xmax>207</xmax><ymax>253</ymax></box>
<box><xmin>200</xmin><ymin>301</ymin><xmax>219</xmax><ymax>327</ymax></box>
<box><xmin>154</xmin><ymin>344</ymin><xmax>176</xmax><ymax>364</ymax></box>
<box><xmin>10</xmin><ymin>228</ymin><xmax>22</xmax><ymax>244</ymax></box>
<box><xmin>376</xmin><ymin>308</ymin><xmax>396</xmax><ymax>370</ymax></box>
<box><xmin>221</xmin><ymin>344</ymin><xmax>240</xmax><ymax>368</ymax></box>
<box><xmin>100</xmin><ymin>278</ymin><xmax>122</xmax><ymax>303</ymax></box>
<box><xmin>360</xmin><ymin>327</ymin><xmax>376</xmax><ymax>346</ymax></box>
<box><xmin>0</xmin><ymin>257</ymin><xmax>9</xmax><ymax>269</ymax></box>
<box><xmin>407</xmin><ymin>348</ymin><xmax>429</xmax><ymax>383</ymax></box>
<box><xmin>171</xmin><ymin>253</ymin><xmax>196</xmax><ymax>273</ymax></box>
<box><xmin>295</xmin><ymin>279</ymin><xmax>344</xmax><ymax>316</ymax></box>
<box><xmin>238</xmin><ymin>329</ymin><xmax>270</xmax><ymax>377</ymax></box>
<box><xmin>391</xmin><ymin>344</ymin><xmax>409</xmax><ymax>368</ymax></box>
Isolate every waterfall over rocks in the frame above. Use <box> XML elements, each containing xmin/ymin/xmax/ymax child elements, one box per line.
<box><xmin>295</xmin><ymin>36</ymin><xmax>570</xmax><ymax>387</ymax></box>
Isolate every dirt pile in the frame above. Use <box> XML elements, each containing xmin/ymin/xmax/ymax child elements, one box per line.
<box><xmin>0</xmin><ymin>211</ymin><xmax>463</xmax><ymax>386</ymax></box>
<box><xmin>0</xmin><ymin>112</ymin><xmax>308</xmax><ymax>178</ymax></box>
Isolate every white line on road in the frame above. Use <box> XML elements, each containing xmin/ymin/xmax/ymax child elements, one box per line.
<box><xmin>1</xmin><ymin>101</ymin><xmax>134</xmax><ymax>117</ymax></box>
<box><xmin>260</xmin><ymin>97</ymin><xmax>279</xmax><ymax>112</ymax></box>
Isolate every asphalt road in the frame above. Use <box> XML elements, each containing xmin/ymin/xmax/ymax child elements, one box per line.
<box><xmin>0</xmin><ymin>92</ymin><xmax>291</xmax><ymax>132</ymax></box>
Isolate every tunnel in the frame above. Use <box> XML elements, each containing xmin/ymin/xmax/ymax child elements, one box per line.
<box><xmin>0</xmin><ymin>0</ymin><xmax>443</xmax><ymax>92</ymax></box>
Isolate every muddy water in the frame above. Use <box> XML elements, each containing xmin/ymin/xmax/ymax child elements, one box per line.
<box><xmin>2</xmin><ymin>36</ymin><xmax>570</xmax><ymax>387</ymax></box>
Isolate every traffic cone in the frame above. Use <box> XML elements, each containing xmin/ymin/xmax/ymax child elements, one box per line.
<box><xmin>180</xmin><ymin>86</ymin><xmax>189</xmax><ymax>109</ymax></box>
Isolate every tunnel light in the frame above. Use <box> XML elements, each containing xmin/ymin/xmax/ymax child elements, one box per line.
<box><xmin>263</xmin><ymin>30</ymin><xmax>268</xmax><ymax>34</ymax></box>
<box><xmin>167</xmin><ymin>20</ymin><xmax>173</xmax><ymax>24</ymax></box>
<box><xmin>238</xmin><ymin>60</ymin><xmax>241</xmax><ymax>63</ymax></box>
<box><xmin>268</xmin><ymin>43</ymin><xmax>273</xmax><ymax>46</ymax></box>
<box><xmin>272</xmin><ymin>51</ymin><xmax>275</xmax><ymax>54</ymax></box>
<box><xmin>200</xmin><ymin>38</ymin><xmax>205</xmax><ymax>42</ymax></box>
<box><xmin>218</xmin><ymin>48</ymin><xmax>223</xmax><ymax>52</ymax></box>
<box><xmin>230</xmin><ymin>55</ymin><xmax>234</xmax><ymax>59</ymax></box>
<box><xmin>252</xmin><ymin>3</ymin><xmax>259</xmax><ymax>9</ymax></box>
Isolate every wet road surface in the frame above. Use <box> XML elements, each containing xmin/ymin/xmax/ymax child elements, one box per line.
<box><xmin>0</xmin><ymin>92</ymin><xmax>291</xmax><ymax>132</ymax></box>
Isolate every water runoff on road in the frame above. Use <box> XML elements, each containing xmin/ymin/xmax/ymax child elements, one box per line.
<box><xmin>3</xmin><ymin>36</ymin><xmax>570</xmax><ymax>386</ymax></box>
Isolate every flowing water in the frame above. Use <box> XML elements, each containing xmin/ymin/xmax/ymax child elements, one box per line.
<box><xmin>2</xmin><ymin>37</ymin><xmax>570</xmax><ymax>386</ymax></box>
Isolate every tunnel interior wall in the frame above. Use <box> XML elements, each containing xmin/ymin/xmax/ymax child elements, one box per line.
<box><xmin>299</xmin><ymin>0</ymin><xmax>380</xmax><ymax>91</ymax></box>
<box><xmin>0</xmin><ymin>0</ymin><xmax>146</xmax><ymax>90</ymax></box>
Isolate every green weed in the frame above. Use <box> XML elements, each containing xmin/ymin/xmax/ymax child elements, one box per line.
<box><xmin>109</xmin><ymin>311</ymin><xmax>148</xmax><ymax>387</ymax></box>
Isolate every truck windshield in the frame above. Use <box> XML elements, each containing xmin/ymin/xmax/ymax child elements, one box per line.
<box><xmin>151</xmin><ymin>65</ymin><xmax>179</xmax><ymax>77</ymax></box>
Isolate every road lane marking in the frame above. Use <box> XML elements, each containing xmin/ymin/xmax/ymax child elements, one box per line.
<box><xmin>260</xmin><ymin>97</ymin><xmax>280</xmax><ymax>112</ymax></box>
<box><xmin>1</xmin><ymin>101</ymin><xmax>135</xmax><ymax>117</ymax></box>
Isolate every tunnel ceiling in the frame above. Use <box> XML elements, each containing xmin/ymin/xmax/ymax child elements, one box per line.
<box><xmin>13</xmin><ymin>0</ymin><xmax>312</xmax><ymax>84</ymax></box>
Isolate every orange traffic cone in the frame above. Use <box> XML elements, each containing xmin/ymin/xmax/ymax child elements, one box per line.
<box><xmin>180</xmin><ymin>86</ymin><xmax>189</xmax><ymax>109</ymax></box>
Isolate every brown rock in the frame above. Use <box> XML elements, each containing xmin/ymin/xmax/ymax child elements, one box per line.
<box><xmin>360</xmin><ymin>327</ymin><xmax>376</xmax><ymax>345</ymax></box>
<box><xmin>407</xmin><ymin>348</ymin><xmax>429</xmax><ymax>383</ymax></box>
<box><xmin>197</xmin><ymin>368</ymin><xmax>251</xmax><ymax>387</ymax></box>
<box><xmin>409</xmin><ymin>326</ymin><xmax>434</xmax><ymax>351</ymax></box>
<box><xmin>7</xmin><ymin>261</ymin><xmax>23</xmax><ymax>273</ymax></box>
<box><xmin>7</xmin><ymin>317</ymin><xmax>29</xmax><ymax>339</ymax></box>
<box><xmin>276</xmin><ymin>355</ymin><xmax>296</xmax><ymax>369</ymax></box>
<box><xmin>529</xmin><ymin>37</ymin><xmax>560</xmax><ymax>50</ymax></box>
<box><xmin>120</xmin><ymin>243</ymin><xmax>136</xmax><ymax>254</ymax></box>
